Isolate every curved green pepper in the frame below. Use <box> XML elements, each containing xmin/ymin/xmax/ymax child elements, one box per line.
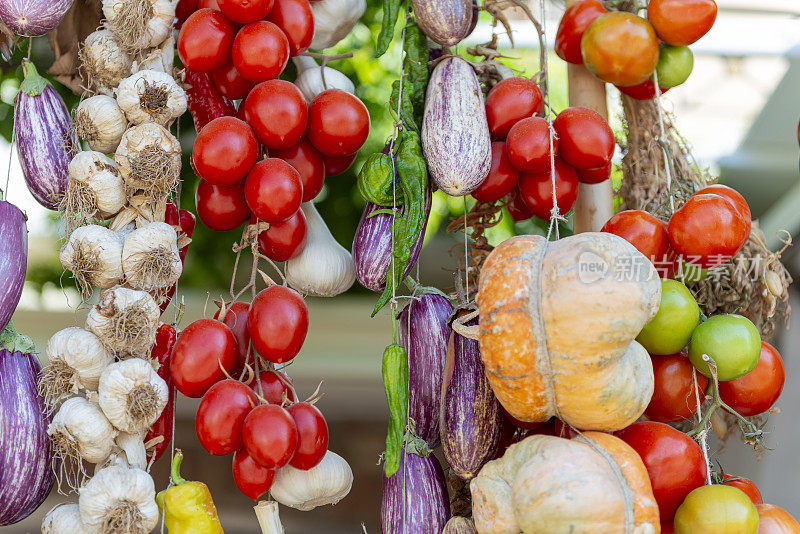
<box><xmin>382</xmin><ymin>342</ymin><xmax>408</xmax><ymax>477</ymax></box>
<box><xmin>357</xmin><ymin>152</ymin><xmax>400</xmax><ymax>206</ymax></box>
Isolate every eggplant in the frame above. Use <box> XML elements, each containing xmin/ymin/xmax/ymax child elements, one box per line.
<box><xmin>0</xmin><ymin>201</ymin><xmax>27</xmax><ymax>333</ymax></box>
<box><xmin>14</xmin><ymin>59</ymin><xmax>78</xmax><ymax>210</ymax></box>
<box><xmin>0</xmin><ymin>327</ymin><xmax>53</xmax><ymax>525</ymax></box>
<box><xmin>412</xmin><ymin>0</ymin><xmax>472</xmax><ymax>47</ymax></box>
<box><xmin>398</xmin><ymin>294</ymin><xmax>452</xmax><ymax>447</ymax></box>
<box><xmin>440</xmin><ymin>318</ymin><xmax>503</xmax><ymax>479</ymax></box>
<box><xmin>0</xmin><ymin>0</ymin><xmax>74</xmax><ymax>36</ymax></box>
<box><xmin>422</xmin><ymin>56</ymin><xmax>491</xmax><ymax>197</ymax></box>
<box><xmin>443</xmin><ymin>517</ymin><xmax>478</xmax><ymax>533</ymax></box>
<box><xmin>380</xmin><ymin>449</ymin><xmax>449</xmax><ymax>534</ymax></box>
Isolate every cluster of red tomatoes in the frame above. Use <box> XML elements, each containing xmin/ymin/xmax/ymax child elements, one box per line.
<box><xmin>473</xmin><ymin>76</ymin><xmax>615</xmax><ymax>221</ymax></box>
<box><xmin>556</xmin><ymin>0</ymin><xmax>717</xmax><ymax>99</ymax></box>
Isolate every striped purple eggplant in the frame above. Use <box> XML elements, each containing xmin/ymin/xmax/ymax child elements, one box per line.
<box><xmin>380</xmin><ymin>449</ymin><xmax>449</xmax><ymax>534</ymax></box>
<box><xmin>0</xmin><ymin>200</ymin><xmax>27</xmax><ymax>333</ymax></box>
<box><xmin>398</xmin><ymin>294</ymin><xmax>452</xmax><ymax>447</ymax></box>
<box><xmin>440</xmin><ymin>318</ymin><xmax>503</xmax><ymax>479</ymax></box>
<box><xmin>14</xmin><ymin>59</ymin><xmax>78</xmax><ymax>210</ymax></box>
<box><xmin>443</xmin><ymin>517</ymin><xmax>478</xmax><ymax>533</ymax></box>
<box><xmin>412</xmin><ymin>0</ymin><xmax>473</xmax><ymax>46</ymax></box>
<box><xmin>0</xmin><ymin>0</ymin><xmax>74</xmax><ymax>36</ymax></box>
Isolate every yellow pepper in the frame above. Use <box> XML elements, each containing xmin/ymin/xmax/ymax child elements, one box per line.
<box><xmin>157</xmin><ymin>450</ymin><xmax>224</xmax><ymax>533</ymax></box>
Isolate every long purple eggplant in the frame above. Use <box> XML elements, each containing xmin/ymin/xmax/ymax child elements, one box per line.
<box><xmin>14</xmin><ymin>59</ymin><xmax>78</xmax><ymax>210</ymax></box>
<box><xmin>380</xmin><ymin>449</ymin><xmax>449</xmax><ymax>534</ymax></box>
<box><xmin>411</xmin><ymin>0</ymin><xmax>473</xmax><ymax>46</ymax></box>
<box><xmin>0</xmin><ymin>0</ymin><xmax>74</xmax><ymax>36</ymax></box>
<box><xmin>440</xmin><ymin>318</ymin><xmax>503</xmax><ymax>479</ymax></box>
<box><xmin>399</xmin><ymin>294</ymin><xmax>452</xmax><ymax>447</ymax></box>
<box><xmin>0</xmin><ymin>201</ymin><xmax>27</xmax><ymax>333</ymax></box>
<box><xmin>0</xmin><ymin>327</ymin><xmax>52</xmax><ymax>525</ymax></box>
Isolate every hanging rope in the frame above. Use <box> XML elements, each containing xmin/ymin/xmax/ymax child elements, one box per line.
<box><xmin>539</xmin><ymin>0</ymin><xmax>563</xmax><ymax>240</ymax></box>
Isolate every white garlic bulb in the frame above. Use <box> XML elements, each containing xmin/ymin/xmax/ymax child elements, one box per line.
<box><xmin>86</xmin><ymin>287</ymin><xmax>161</xmax><ymax>356</ymax></box>
<box><xmin>114</xmin><ymin>122</ymin><xmax>181</xmax><ymax>196</ymax></box>
<box><xmin>285</xmin><ymin>202</ymin><xmax>355</xmax><ymax>297</ymax></box>
<box><xmin>114</xmin><ymin>431</ymin><xmax>148</xmax><ymax>470</ymax></box>
<box><xmin>122</xmin><ymin>222</ymin><xmax>182</xmax><ymax>291</ymax></box>
<box><xmin>270</xmin><ymin>450</ymin><xmax>353</xmax><ymax>511</ymax></box>
<box><xmin>98</xmin><ymin>358</ymin><xmax>168</xmax><ymax>432</ymax></box>
<box><xmin>133</xmin><ymin>33</ymin><xmax>175</xmax><ymax>74</ymax></box>
<box><xmin>62</xmin><ymin>151</ymin><xmax>126</xmax><ymax>222</ymax></box>
<box><xmin>74</xmin><ymin>96</ymin><xmax>128</xmax><ymax>154</ymax></box>
<box><xmin>79</xmin><ymin>29</ymin><xmax>133</xmax><ymax>96</ymax></box>
<box><xmin>102</xmin><ymin>0</ymin><xmax>175</xmax><ymax>50</ymax></box>
<box><xmin>254</xmin><ymin>501</ymin><xmax>286</xmax><ymax>534</ymax></box>
<box><xmin>42</xmin><ymin>503</ymin><xmax>88</xmax><ymax>534</ymax></box>
<box><xmin>41</xmin><ymin>327</ymin><xmax>114</xmax><ymax>406</ymax></box>
<box><xmin>48</xmin><ymin>396</ymin><xmax>117</xmax><ymax>464</ymax></box>
<box><xmin>293</xmin><ymin>56</ymin><xmax>355</xmax><ymax>103</ymax></box>
<box><xmin>59</xmin><ymin>225</ymin><xmax>124</xmax><ymax>294</ymax></box>
<box><xmin>79</xmin><ymin>464</ymin><xmax>159</xmax><ymax>534</ymax></box>
<box><xmin>310</xmin><ymin>0</ymin><xmax>366</xmax><ymax>50</ymax></box>
<box><xmin>116</xmin><ymin>70</ymin><xmax>187</xmax><ymax>126</ymax></box>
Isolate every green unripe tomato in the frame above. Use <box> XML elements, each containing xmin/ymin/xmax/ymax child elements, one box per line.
<box><xmin>673</xmin><ymin>262</ymin><xmax>709</xmax><ymax>285</ymax></box>
<box><xmin>674</xmin><ymin>485</ymin><xmax>759</xmax><ymax>534</ymax></box>
<box><xmin>688</xmin><ymin>314</ymin><xmax>761</xmax><ymax>381</ymax></box>
<box><xmin>636</xmin><ymin>279</ymin><xmax>700</xmax><ymax>355</ymax></box>
<box><xmin>656</xmin><ymin>45</ymin><xmax>694</xmax><ymax>88</ymax></box>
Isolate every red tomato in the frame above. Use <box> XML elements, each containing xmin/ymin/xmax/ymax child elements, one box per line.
<box><xmin>250</xmin><ymin>370</ymin><xmax>296</xmax><ymax>404</ymax></box>
<box><xmin>198</xmin><ymin>0</ymin><xmax>221</xmax><ymax>9</ymax></box>
<box><xmin>244</xmin><ymin>158</ymin><xmax>303</xmax><ymax>223</ymax></box>
<box><xmin>472</xmin><ymin>142</ymin><xmax>520</xmax><ymax>202</ymax></box>
<box><xmin>576</xmin><ymin>162</ymin><xmax>611</xmax><ymax>184</ymax></box>
<box><xmin>271</xmin><ymin>137</ymin><xmax>325</xmax><ymax>202</ymax></box>
<box><xmin>667</xmin><ymin>193</ymin><xmax>749</xmax><ymax>268</ymax></box>
<box><xmin>756</xmin><ymin>504</ymin><xmax>800</xmax><ymax>533</ymax></box>
<box><xmin>722</xmin><ymin>474</ymin><xmax>763</xmax><ymax>506</ymax></box>
<box><xmin>287</xmin><ymin>402</ymin><xmax>328</xmax><ymax>470</ymax></box>
<box><xmin>232</xmin><ymin>448</ymin><xmax>276</xmax><ymax>500</ymax></box>
<box><xmin>232</xmin><ymin>21</ymin><xmax>290</xmax><ymax>82</ymax></box>
<box><xmin>307</xmin><ymin>89</ymin><xmax>370</xmax><ymax>156</ymax></box>
<box><xmin>647</xmin><ymin>0</ymin><xmax>717</xmax><ymax>46</ymax></box>
<box><xmin>191</xmin><ymin>117</ymin><xmax>258</xmax><ymax>186</ymax></box>
<box><xmin>213</xmin><ymin>301</ymin><xmax>252</xmax><ymax>376</ymax></box>
<box><xmin>506</xmin><ymin>188</ymin><xmax>533</xmax><ymax>221</ymax></box>
<box><xmin>484</xmin><ymin>77</ymin><xmax>544</xmax><ymax>139</ymax></box>
<box><xmin>211</xmin><ymin>62</ymin><xmax>256</xmax><ymax>101</ymax></box>
<box><xmin>617</xmin><ymin>79</ymin><xmax>670</xmax><ymax>100</ymax></box>
<box><xmin>695</xmin><ymin>184</ymin><xmax>751</xmax><ymax>238</ymax></box>
<box><xmin>553</xmin><ymin>106</ymin><xmax>614</xmax><ymax>170</ymax></box>
<box><xmin>555</xmin><ymin>0</ymin><xmax>608</xmax><ymax>64</ymax></box>
<box><xmin>601</xmin><ymin>209</ymin><xmax>669</xmax><ymax>264</ymax></box>
<box><xmin>661</xmin><ymin>522</ymin><xmax>674</xmax><ymax>534</ymax></box>
<box><xmin>196</xmin><ymin>379</ymin><xmax>257</xmax><ymax>455</ymax></box>
<box><xmin>219</xmin><ymin>0</ymin><xmax>274</xmax><ymax>23</ymax></box>
<box><xmin>171</xmin><ymin>319</ymin><xmax>239</xmax><ymax>398</ymax></box>
<box><xmin>195</xmin><ymin>179</ymin><xmax>251</xmax><ymax>232</ymax></box>
<box><xmin>257</xmin><ymin>209</ymin><xmax>308</xmax><ymax>261</ymax></box>
<box><xmin>517</xmin><ymin>157</ymin><xmax>579</xmax><ymax>221</ymax></box>
<box><xmin>266</xmin><ymin>0</ymin><xmax>313</xmax><ymax>56</ymax></box>
<box><xmin>178</xmin><ymin>9</ymin><xmax>236</xmax><ymax>72</ymax></box>
<box><xmin>645</xmin><ymin>353</ymin><xmax>708</xmax><ymax>423</ymax></box>
<box><xmin>243</xmin><ymin>80</ymin><xmax>308</xmax><ymax>150</ymax></box>
<box><xmin>719</xmin><ymin>341</ymin><xmax>784</xmax><ymax>417</ymax></box>
<box><xmin>247</xmin><ymin>285</ymin><xmax>309</xmax><ymax>363</ymax></box>
<box><xmin>505</xmin><ymin>117</ymin><xmax>556</xmax><ymax>173</ymax></box>
<box><xmin>323</xmin><ymin>152</ymin><xmax>357</xmax><ymax>176</ymax></box>
<box><xmin>615</xmin><ymin>421</ymin><xmax>707</xmax><ymax>520</ymax></box>
<box><xmin>242</xmin><ymin>404</ymin><xmax>299</xmax><ymax>468</ymax></box>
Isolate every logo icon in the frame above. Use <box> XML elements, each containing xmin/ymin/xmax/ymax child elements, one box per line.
<box><xmin>578</xmin><ymin>251</ymin><xmax>608</xmax><ymax>283</ymax></box>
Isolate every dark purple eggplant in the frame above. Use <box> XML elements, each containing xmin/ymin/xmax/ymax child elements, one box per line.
<box><xmin>412</xmin><ymin>0</ymin><xmax>473</xmax><ymax>46</ymax></box>
<box><xmin>399</xmin><ymin>294</ymin><xmax>452</xmax><ymax>447</ymax></box>
<box><xmin>0</xmin><ymin>0</ymin><xmax>74</xmax><ymax>36</ymax></box>
<box><xmin>440</xmin><ymin>317</ymin><xmax>503</xmax><ymax>479</ymax></box>
<box><xmin>443</xmin><ymin>517</ymin><xmax>478</xmax><ymax>533</ymax></box>
<box><xmin>380</xmin><ymin>449</ymin><xmax>449</xmax><ymax>534</ymax></box>
<box><xmin>14</xmin><ymin>59</ymin><xmax>78</xmax><ymax>210</ymax></box>
<box><xmin>0</xmin><ymin>200</ymin><xmax>27</xmax><ymax>333</ymax></box>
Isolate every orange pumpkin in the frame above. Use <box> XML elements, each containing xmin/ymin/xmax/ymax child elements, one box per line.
<box><xmin>757</xmin><ymin>504</ymin><xmax>800</xmax><ymax>533</ymax></box>
<box><xmin>477</xmin><ymin>233</ymin><xmax>661</xmax><ymax>431</ymax></box>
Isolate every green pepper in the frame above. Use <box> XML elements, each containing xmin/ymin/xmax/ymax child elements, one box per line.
<box><xmin>357</xmin><ymin>152</ymin><xmax>400</xmax><ymax>206</ymax></box>
<box><xmin>157</xmin><ymin>451</ymin><xmax>224</xmax><ymax>533</ymax></box>
<box><xmin>389</xmin><ymin>21</ymin><xmax>429</xmax><ymax>133</ymax></box>
<box><xmin>382</xmin><ymin>342</ymin><xmax>408</xmax><ymax>477</ymax></box>
<box><xmin>375</xmin><ymin>0</ymin><xmax>401</xmax><ymax>58</ymax></box>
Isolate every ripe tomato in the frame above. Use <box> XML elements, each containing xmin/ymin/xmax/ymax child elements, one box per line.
<box><xmin>719</xmin><ymin>341</ymin><xmax>784</xmax><ymax>416</ymax></box>
<box><xmin>323</xmin><ymin>152</ymin><xmax>357</xmax><ymax>176</ymax></box>
<box><xmin>232</xmin><ymin>21</ymin><xmax>290</xmax><ymax>82</ymax></box>
<box><xmin>555</xmin><ymin>0</ymin><xmax>608</xmax><ymax>64</ymax></box>
<box><xmin>647</xmin><ymin>0</ymin><xmax>717</xmax><ymax>46</ymax></box>
<box><xmin>171</xmin><ymin>319</ymin><xmax>239</xmax><ymax>398</ymax></box>
<box><xmin>661</xmin><ymin>522</ymin><xmax>675</xmax><ymax>534</ymax></box>
<box><xmin>244</xmin><ymin>158</ymin><xmax>303</xmax><ymax>223</ymax></box>
<box><xmin>287</xmin><ymin>402</ymin><xmax>328</xmax><ymax>469</ymax></box>
<box><xmin>198</xmin><ymin>0</ymin><xmax>221</xmax><ymax>8</ymax></box>
<box><xmin>722</xmin><ymin>474</ymin><xmax>763</xmax><ymax>506</ymax></box>
<box><xmin>484</xmin><ymin>77</ymin><xmax>544</xmax><ymax>139</ymax></box>
<box><xmin>257</xmin><ymin>208</ymin><xmax>307</xmax><ymax>261</ymax></box>
<box><xmin>506</xmin><ymin>187</ymin><xmax>533</xmax><ymax>222</ymax></box>
<box><xmin>247</xmin><ymin>285</ymin><xmax>309</xmax><ymax>363</ymax></box>
<box><xmin>553</xmin><ymin>106</ymin><xmax>614</xmax><ymax>170</ymax></box>
<box><xmin>656</xmin><ymin>45</ymin><xmax>694</xmax><ymax>88</ymax></box>
<box><xmin>576</xmin><ymin>162</ymin><xmax>611</xmax><ymax>184</ymax></box>
<box><xmin>601</xmin><ymin>209</ymin><xmax>669</xmax><ymax>264</ymax></box>
<box><xmin>307</xmin><ymin>89</ymin><xmax>370</xmax><ymax>156</ymax></box>
<box><xmin>667</xmin><ymin>193</ymin><xmax>749</xmax><ymax>268</ymax></box>
<box><xmin>266</xmin><ymin>0</ymin><xmax>313</xmax><ymax>56</ymax></box>
<box><xmin>242</xmin><ymin>404</ymin><xmax>299</xmax><ymax>468</ymax></box>
<box><xmin>472</xmin><ymin>142</ymin><xmax>520</xmax><ymax>202</ymax></box>
<box><xmin>688</xmin><ymin>314</ymin><xmax>761</xmax><ymax>381</ymax></box>
<box><xmin>243</xmin><ymin>80</ymin><xmax>307</xmax><ymax>150</ymax></box>
<box><xmin>581</xmin><ymin>12</ymin><xmax>660</xmax><ymax>87</ymax></box>
<box><xmin>232</xmin><ymin>448</ymin><xmax>276</xmax><ymax>500</ymax></box>
<box><xmin>272</xmin><ymin>137</ymin><xmax>325</xmax><ymax>201</ymax></box>
<box><xmin>196</xmin><ymin>379</ymin><xmax>257</xmax><ymax>455</ymax></box>
<box><xmin>505</xmin><ymin>117</ymin><xmax>556</xmax><ymax>173</ymax></box>
<box><xmin>211</xmin><ymin>62</ymin><xmax>256</xmax><ymax>100</ymax></box>
<box><xmin>178</xmin><ymin>9</ymin><xmax>236</xmax><ymax>72</ymax></box>
<box><xmin>219</xmin><ymin>0</ymin><xmax>274</xmax><ymax>23</ymax></box>
<box><xmin>756</xmin><ymin>504</ymin><xmax>800</xmax><ymax>533</ymax></box>
<box><xmin>637</xmin><ymin>279</ymin><xmax>699</xmax><ymax>355</ymax></box>
<box><xmin>191</xmin><ymin>117</ymin><xmax>258</xmax><ymax>186</ymax></box>
<box><xmin>615</xmin><ymin>421</ymin><xmax>707</xmax><ymax>521</ymax></box>
<box><xmin>673</xmin><ymin>485</ymin><xmax>759</xmax><ymax>534</ymax></box>
<box><xmin>213</xmin><ymin>301</ymin><xmax>252</xmax><ymax>375</ymax></box>
<box><xmin>617</xmin><ymin>79</ymin><xmax>670</xmax><ymax>100</ymax></box>
<box><xmin>517</xmin><ymin>157</ymin><xmax>579</xmax><ymax>221</ymax></box>
<box><xmin>195</xmin><ymin>179</ymin><xmax>251</xmax><ymax>232</ymax></box>
<box><xmin>694</xmin><ymin>184</ymin><xmax>751</xmax><ymax>238</ymax></box>
<box><xmin>250</xmin><ymin>370</ymin><xmax>296</xmax><ymax>404</ymax></box>
<box><xmin>645</xmin><ymin>353</ymin><xmax>708</xmax><ymax>423</ymax></box>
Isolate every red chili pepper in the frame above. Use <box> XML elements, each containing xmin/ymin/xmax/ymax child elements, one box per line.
<box><xmin>175</xmin><ymin>0</ymin><xmax>199</xmax><ymax>28</ymax></box>
<box><xmin>161</xmin><ymin>202</ymin><xmax>197</xmax><ymax>313</ymax></box>
<box><xmin>145</xmin><ymin>324</ymin><xmax>179</xmax><ymax>464</ymax></box>
<box><xmin>184</xmin><ymin>67</ymin><xmax>236</xmax><ymax>132</ymax></box>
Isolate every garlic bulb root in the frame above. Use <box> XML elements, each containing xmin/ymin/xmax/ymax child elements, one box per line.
<box><xmin>98</xmin><ymin>358</ymin><xmax>168</xmax><ymax>432</ymax></box>
<box><xmin>74</xmin><ymin>96</ymin><xmax>128</xmax><ymax>154</ymax></box>
<box><xmin>113</xmin><ymin>431</ymin><xmax>149</xmax><ymax>470</ymax></box>
<box><xmin>122</xmin><ymin>222</ymin><xmax>183</xmax><ymax>291</ymax></box>
<box><xmin>79</xmin><ymin>464</ymin><xmax>159</xmax><ymax>534</ymax></box>
<box><xmin>79</xmin><ymin>30</ymin><xmax>133</xmax><ymax>95</ymax></box>
<box><xmin>86</xmin><ymin>287</ymin><xmax>160</xmax><ymax>356</ymax></box>
<box><xmin>60</xmin><ymin>151</ymin><xmax>126</xmax><ymax>230</ymax></box>
<box><xmin>116</xmin><ymin>70</ymin><xmax>187</xmax><ymax>127</ymax></box>
<box><xmin>59</xmin><ymin>225</ymin><xmax>124</xmax><ymax>298</ymax></box>
<box><xmin>270</xmin><ymin>450</ymin><xmax>353</xmax><ymax>511</ymax></box>
<box><xmin>114</xmin><ymin>122</ymin><xmax>181</xmax><ymax>198</ymax></box>
<box><xmin>102</xmin><ymin>0</ymin><xmax>175</xmax><ymax>51</ymax></box>
<box><xmin>255</xmin><ymin>501</ymin><xmax>286</xmax><ymax>534</ymax></box>
<box><xmin>42</xmin><ymin>503</ymin><xmax>88</xmax><ymax>534</ymax></box>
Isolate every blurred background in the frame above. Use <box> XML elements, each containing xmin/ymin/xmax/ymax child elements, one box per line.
<box><xmin>3</xmin><ymin>0</ymin><xmax>800</xmax><ymax>531</ymax></box>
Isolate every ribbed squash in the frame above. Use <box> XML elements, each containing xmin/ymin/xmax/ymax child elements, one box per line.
<box><xmin>477</xmin><ymin>233</ymin><xmax>661</xmax><ymax>430</ymax></box>
<box><xmin>470</xmin><ymin>433</ymin><xmax>660</xmax><ymax>533</ymax></box>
